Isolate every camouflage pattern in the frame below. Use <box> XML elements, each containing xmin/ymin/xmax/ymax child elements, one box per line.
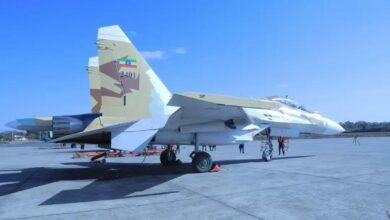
<box><xmin>87</xmin><ymin>57</ymin><xmax>102</xmax><ymax>113</ymax></box>
<box><xmin>95</xmin><ymin>26</ymin><xmax>175</xmax><ymax>121</ymax></box>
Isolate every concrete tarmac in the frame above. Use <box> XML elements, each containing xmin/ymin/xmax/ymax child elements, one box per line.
<box><xmin>0</xmin><ymin>137</ymin><xmax>389</xmax><ymax>220</ymax></box>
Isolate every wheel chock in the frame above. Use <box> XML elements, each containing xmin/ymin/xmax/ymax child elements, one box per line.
<box><xmin>90</xmin><ymin>152</ymin><xmax>107</xmax><ymax>162</ymax></box>
<box><xmin>210</xmin><ymin>163</ymin><xmax>221</xmax><ymax>172</ymax></box>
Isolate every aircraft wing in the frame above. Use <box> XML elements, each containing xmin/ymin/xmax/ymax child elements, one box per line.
<box><xmin>169</xmin><ymin>92</ymin><xmax>281</xmax><ymax>109</ymax></box>
<box><xmin>51</xmin><ymin>117</ymin><xmax>169</xmax><ymax>152</ymax></box>
<box><xmin>168</xmin><ymin>93</ymin><xmax>247</xmax><ymax>123</ymax></box>
<box><xmin>166</xmin><ymin>92</ymin><xmax>271</xmax><ymax>141</ymax></box>
<box><xmin>168</xmin><ymin>92</ymin><xmax>280</xmax><ymax>122</ymax></box>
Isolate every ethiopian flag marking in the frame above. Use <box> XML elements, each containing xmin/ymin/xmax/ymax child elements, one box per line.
<box><xmin>118</xmin><ymin>57</ymin><xmax>137</xmax><ymax>68</ymax></box>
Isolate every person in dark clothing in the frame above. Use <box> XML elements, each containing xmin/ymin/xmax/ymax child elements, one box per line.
<box><xmin>176</xmin><ymin>144</ymin><xmax>180</xmax><ymax>154</ymax></box>
<box><xmin>352</xmin><ymin>135</ymin><xmax>360</xmax><ymax>145</ymax></box>
<box><xmin>239</xmin><ymin>143</ymin><xmax>245</xmax><ymax>154</ymax></box>
<box><xmin>278</xmin><ymin>136</ymin><xmax>286</xmax><ymax>156</ymax></box>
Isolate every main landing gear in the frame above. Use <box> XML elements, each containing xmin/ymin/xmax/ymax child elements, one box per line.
<box><xmin>160</xmin><ymin>148</ymin><xmax>176</xmax><ymax>166</ymax></box>
<box><xmin>159</xmin><ymin>134</ymin><xmax>215</xmax><ymax>173</ymax></box>
<box><xmin>190</xmin><ymin>151</ymin><xmax>213</xmax><ymax>173</ymax></box>
<box><xmin>189</xmin><ymin>133</ymin><xmax>213</xmax><ymax>173</ymax></box>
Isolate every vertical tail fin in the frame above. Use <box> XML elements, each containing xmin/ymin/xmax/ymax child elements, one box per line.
<box><xmin>96</xmin><ymin>25</ymin><xmax>175</xmax><ymax>120</ymax></box>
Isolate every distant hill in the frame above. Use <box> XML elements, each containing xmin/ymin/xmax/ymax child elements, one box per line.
<box><xmin>340</xmin><ymin>121</ymin><xmax>390</xmax><ymax>133</ymax></box>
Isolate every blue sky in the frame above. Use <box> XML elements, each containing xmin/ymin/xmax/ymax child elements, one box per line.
<box><xmin>0</xmin><ymin>0</ymin><xmax>389</xmax><ymax>130</ymax></box>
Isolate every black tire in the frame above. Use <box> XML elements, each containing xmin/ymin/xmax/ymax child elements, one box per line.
<box><xmin>160</xmin><ymin>149</ymin><xmax>176</xmax><ymax>166</ymax></box>
<box><xmin>192</xmin><ymin>152</ymin><xmax>213</xmax><ymax>173</ymax></box>
<box><xmin>262</xmin><ymin>151</ymin><xmax>272</xmax><ymax>162</ymax></box>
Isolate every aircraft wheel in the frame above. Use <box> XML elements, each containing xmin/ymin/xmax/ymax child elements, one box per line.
<box><xmin>192</xmin><ymin>152</ymin><xmax>213</xmax><ymax>173</ymax></box>
<box><xmin>262</xmin><ymin>151</ymin><xmax>273</xmax><ymax>162</ymax></box>
<box><xmin>160</xmin><ymin>149</ymin><xmax>176</xmax><ymax>166</ymax></box>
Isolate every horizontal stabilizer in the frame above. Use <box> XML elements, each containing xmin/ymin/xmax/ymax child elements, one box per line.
<box><xmin>51</xmin><ymin>116</ymin><xmax>169</xmax><ymax>152</ymax></box>
<box><xmin>110</xmin><ymin>116</ymin><xmax>169</xmax><ymax>151</ymax></box>
<box><xmin>111</xmin><ymin>129</ymin><xmax>158</xmax><ymax>152</ymax></box>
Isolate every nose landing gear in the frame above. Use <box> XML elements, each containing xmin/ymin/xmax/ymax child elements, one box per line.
<box><xmin>261</xmin><ymin>128</ymin><xmax>273</xmax><ymax>162</ymax></box>
<box><xmin>262</xmin><ymin>149</ymin><xmax>273</xmax><ymax>161</ymax></box>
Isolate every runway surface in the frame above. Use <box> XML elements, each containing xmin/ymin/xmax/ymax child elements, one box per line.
<box><xmin>0</xmin><ymin>137</ymin><xmax>389</xmax><ymax>220</ymax></box>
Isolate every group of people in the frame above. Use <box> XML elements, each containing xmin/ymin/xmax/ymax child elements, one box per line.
<box><xmin>238</xmin><ymin>136</ymin><xmax>288</xmax><ymax>156</ymax></box>
<box><xmin>165</xmin><ymin>144</ymin><xmax>181</xmax><ymax>154</ymax></box>
<box><xmin>162</xmin><ymin>135</ymin><xmax>290</xmax><ymax>156</ymax></box>
<box><xmin>201</xmin><ymin>144</ymin><xmax>217</xmax><ymax>152</ymax></box>
<box><xmin>164</xmin><ymin>144</ymin><xmax>217</xmax><ymax>154</ymax></box>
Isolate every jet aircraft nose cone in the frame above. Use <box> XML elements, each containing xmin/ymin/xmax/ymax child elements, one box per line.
<box><xmin>324</xmin><ymin>120</ymin><xmax>345</xmax><ymax>135</ymax></box>
<box><xmin>6</xmin><ymin>120</ymin><xmax>19</xmax><ymax>129</ymax></box>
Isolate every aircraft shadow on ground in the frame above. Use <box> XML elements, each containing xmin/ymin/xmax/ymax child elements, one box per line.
<box><xmin>216</xmin><ymin>155</ymin><xmax>315</xmax><ymax>165</ymax></box>
<box><xmin>0</xmin><ymin>155</ymin><xmax>315</xmax><ymax>206</ymax></box>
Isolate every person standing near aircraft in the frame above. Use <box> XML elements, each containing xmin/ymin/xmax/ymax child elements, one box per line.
<box><xmin>278</xmin><ymin>136</ymin><xmax>286</xmax><ymax>156</ymax></box>
<box><xmin>176</xmin><ymin>144</ymin><xmax>180</xmax><ymax>154</ymax></box>
<box><xmin>239</xmin><ymin>144</ymin><xmax>245</xmax><ymax>154</ymax></box>
<box><xmin>353</xmin><ymin>135</ymin><xmax>360</xmax><ymax>145</ymax></box>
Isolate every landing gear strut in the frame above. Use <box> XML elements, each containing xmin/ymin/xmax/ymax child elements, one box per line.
<box><xmin>160</xmin><ymin>148</ymin><xmax>176</xmax><ymax>166</ymax></box>
<box><xmin>190</xmin><ymin>133</ymin><xmax>213</xmax><ymax>173</ymax></box>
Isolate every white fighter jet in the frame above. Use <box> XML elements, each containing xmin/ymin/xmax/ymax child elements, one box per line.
<box><xmin>7</xmin><ymin>25</ymin><xmax>344</xmax><ymax>172</ymax></box>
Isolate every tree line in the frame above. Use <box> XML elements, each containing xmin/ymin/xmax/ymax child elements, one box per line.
<box><xmin>340</xmin><ymin>121</ymin><xmax>390</xmax><ymax>132</ymax></box>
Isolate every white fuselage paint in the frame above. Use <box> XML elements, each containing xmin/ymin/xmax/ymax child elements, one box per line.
<box><xmin>151</xmin><ymin>104</ymin><xmax>344</xmax><ymax>146</ymax></box>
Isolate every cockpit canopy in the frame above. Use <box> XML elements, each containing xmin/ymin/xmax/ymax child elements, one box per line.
<box><xmin>267</xmin><ymin>96</ymin><xmax>311</xmax><ymax>112</ymax></box>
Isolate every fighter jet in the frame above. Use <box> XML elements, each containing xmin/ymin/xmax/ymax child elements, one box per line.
<box><xmin>6</xmin><ymin>25</ymin><xmax>344</xmax><ymax>172</ymax></box>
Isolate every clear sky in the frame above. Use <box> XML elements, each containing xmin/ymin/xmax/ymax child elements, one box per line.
<box><xmin>0</xmin><ymin>0</ymin><xmax>389</xmax><ymax>131</ymax></box>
